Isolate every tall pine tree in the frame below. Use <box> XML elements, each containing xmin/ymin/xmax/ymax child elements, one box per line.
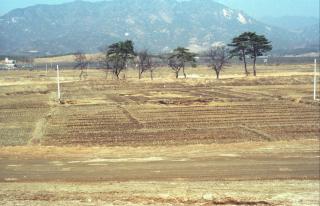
<box><xmin>228</xmin><ymin>32</ymin><xmax>251</xmax><ymax>76</ymax></box>
<box><xmin>248</xmin><ymin>33</ymin><xmax>272</xmax><ymax>76</ymax></box>
<box><xmin>229</xmin><ymin>32</ymin><xmax>272</xmax><ymax>76</ymax></box>
<box><xmin>168</xmin><ymin>47</ymin><xmax>196</xmax><ymax>79</ymax></box>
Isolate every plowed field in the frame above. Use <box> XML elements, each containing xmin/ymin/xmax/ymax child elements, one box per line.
<box><xmin>0</xmin><ymin>65</ymin><xmax>319</xmax><ymax>205</ymax></box>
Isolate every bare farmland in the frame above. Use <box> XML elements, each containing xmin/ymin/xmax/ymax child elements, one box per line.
<box><xmin>0</xmin><ymin>65</ymin><xmax>319</xmax><ymax>205</ymax></box>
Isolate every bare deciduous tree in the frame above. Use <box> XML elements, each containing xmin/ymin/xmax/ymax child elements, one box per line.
<box><xmin>168</xmin><ymin>56</ymin><xmax>183</xmax><ymax>79</ymax></box>
<box><xmin>98</xmin><ymin>48</ymin><xmax>114</xmax><ymax>79</ymax></box>
<box><xmin>207</xmin><ymin>46</ymin><xmax>230</xmax><ymax>79</ymax></box>
<box><xmin>74</xmin><ymin>51</ymin><xmax>89</xmax><ymax>80</ymax></box>
<box><xmin>136</xmin><ymin>50</ymin><xmax>153</xmax><ymax>80</ymax></box>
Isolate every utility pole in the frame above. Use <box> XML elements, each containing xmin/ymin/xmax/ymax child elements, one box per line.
<box><xmin>87</xmin><ymin>62</ymin><xmax>89</xmax><ymax>77</ymax></box>
<box><xmin>57</xmin><ymin>65</ymin><xmax>61</xmax><ymax>102</ymax></box>
<box><xmin>314</xmin><ymin>59</ymin><xmax>318</xmax><ymax>101</ymax></box>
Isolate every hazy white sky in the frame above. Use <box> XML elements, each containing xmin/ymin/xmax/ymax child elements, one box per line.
<box><xmin>0</xmin><ymin>0</ymin><xmax>319</xmax><ymax>18</ymax></box>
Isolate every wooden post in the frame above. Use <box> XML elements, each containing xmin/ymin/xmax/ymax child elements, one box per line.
<box><xmin>57</xmin><ymin>65</ymin><xmax>61</xmax><ymax>101</ymax></box>
<box><xmin>314</xmin><ymin>59</ymin><xmax>317</xmax><ymax>101</ymax></box>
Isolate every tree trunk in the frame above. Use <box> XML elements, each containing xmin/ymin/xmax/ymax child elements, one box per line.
<box><xmin>138</xmin><ymin>68</ymin><xmax>141</xmax><ymax>79</ymax></box>
<box><xmin>242</xmin><ymin>50</ymin><xmax>249</xmax><ymax>76</ymax></box>
<box><xmin>216</xmin><ymin>71</ymin><xmax>220</xmax><ymax>79</ymax></box>
<box><xmin>182</xmin><ymin>66</ymin><xmax>187</xmax><ymax>78</ymax></box>
<box><xmin>150</xmin><ymin>70</ymin><xmax>153</xmax><ymax>80</ymax></box>
<box><xmin>79</xmin><ymin>69</ymin><xmax>84</xmax><ymax>80</ymax></box>
<box><xmin>253</xmin><ymin>56</ymin><xmax>257</xmax><ymax>76</ymax></box>
<box><xmin>115</xmin><ymin>70</ymin><xmax>120</xmax><ymax>80</ymax></box>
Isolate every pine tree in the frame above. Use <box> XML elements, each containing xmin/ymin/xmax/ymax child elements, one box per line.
<box><xmin>228</xmin><ymin>32</ymin><xmax>251</xmax><ymax>76</ymax></box>
<box><xmin>168</xmin><ymin>47</ymin><xmax>196</xmax><ymax>79</ymax></box>
<box><xmin>106</xmin><ymin>40</ymin><xmax>135</xmax><ymax>79</ymax></box>
<box><xmin>229</xmin><ymin>32</ymin><xmax>272</xmax><ymax>77</ymax></box>
<box><xmin>248</xmin><ymin>33</ymin><xmax>272</xmax><ymax>76</ymax></box>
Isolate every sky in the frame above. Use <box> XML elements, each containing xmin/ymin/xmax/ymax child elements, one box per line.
<box><xmin>0</xmin><ymin>0</ymin><xmax>319</xmax><ymax>18</ymax></box>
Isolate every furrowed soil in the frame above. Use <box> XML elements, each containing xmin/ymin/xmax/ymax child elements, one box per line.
<box><xmin>0</xmin><ymin>65</ymin><xmax>319</xmax><ymax>205</ymax></box>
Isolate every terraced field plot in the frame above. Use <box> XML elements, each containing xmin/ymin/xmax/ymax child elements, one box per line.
<box><xmin>36</xmin><ymin>74</ymin><xmax>319</xmax><ymax>146</ymax></box>
<box><xmin>0</xmin><ymin>68</ymin><xmax>319</xmax><ymax>146</ymax></box>
<box><xmin>0</xmin><ymin>81</ymin><xmax>51</xmax><ymax>146</ymax></box>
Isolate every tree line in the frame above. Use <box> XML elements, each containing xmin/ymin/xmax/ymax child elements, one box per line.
<box><xmin>74</xmin><ymin>32</ymin><xmax>272</xmax><ymax>80</ymax></box>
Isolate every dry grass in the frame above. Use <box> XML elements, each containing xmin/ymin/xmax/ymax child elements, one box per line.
<box><xmin>1</xmin><ymin>180</ymin><xmax>319</xmax><ymax>205</ymax></box>
<box><xmin>34</xmin><ymin>53</ymin><xmax>101</xmax><ymax>64</ymax></box>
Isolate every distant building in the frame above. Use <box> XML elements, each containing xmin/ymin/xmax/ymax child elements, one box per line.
<box><xmin>263</xmin><ymin>58</ymin><xmax>268</xmax><ymax>64</ymax></box>
<box><xmin>4</xmin><ymin>57</ymin><xmax>17</xmax><ymax>69</ymax></box>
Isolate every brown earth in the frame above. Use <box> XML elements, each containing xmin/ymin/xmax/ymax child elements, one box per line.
<box><xmin>0</xmin><ymin>139</ymin><xmax>319</xmax><ymax>205</ymax></box>
<box><xmin>0</xmin><ymin>65</ymin><xmax>319</xmax><ymax>205</ymax></box>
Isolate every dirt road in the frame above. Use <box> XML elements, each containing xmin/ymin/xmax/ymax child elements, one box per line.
<box><xmin>0</xmin><ymin>143</ymin><xmax>318</xmax><ymax>182</ymax></box>
<box><xmin>0</xmin><ymin>140</ymin><xmax>319</xmax><ymax>205</ymax></box>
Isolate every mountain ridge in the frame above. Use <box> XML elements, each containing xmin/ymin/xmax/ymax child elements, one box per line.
<box><xmin>0</xmin><ymin>0</ymin><xmax>317</xmax><ymax>55</ymax></box>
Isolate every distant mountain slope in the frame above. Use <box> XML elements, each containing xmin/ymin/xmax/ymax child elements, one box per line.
<box><xmin>259</xmin><ymin>16</ymin><xmax>319</xmax><ymax>54</ymax></box>
<box><xmin>302</xmin><ymin>23</ymin><xmax>320</xmax><ymax>45</ymax></box>
<box><xmin>0</xmin><ymin>0</ymin><xmax>317</xmax><ymax>55</ymax></box>
<box><xmin>259</xmin><ymin>16</ymin><xmax>319</xmax><ymax>32</ymax></box>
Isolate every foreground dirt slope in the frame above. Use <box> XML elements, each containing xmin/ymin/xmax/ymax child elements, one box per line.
<box><xmin>1</xmin><ymin>140</ymin><xmax>318</xmax><ymax>182</ymax></box>
<box><xmin>1</xmin><ymin>181</ymin><xmax>318</xmax><ymax>205</ymax></box>
<box><xmin>0</xmin><ymin>140</ymin><xmax>319</xmax><ymax>205</ymax></box>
